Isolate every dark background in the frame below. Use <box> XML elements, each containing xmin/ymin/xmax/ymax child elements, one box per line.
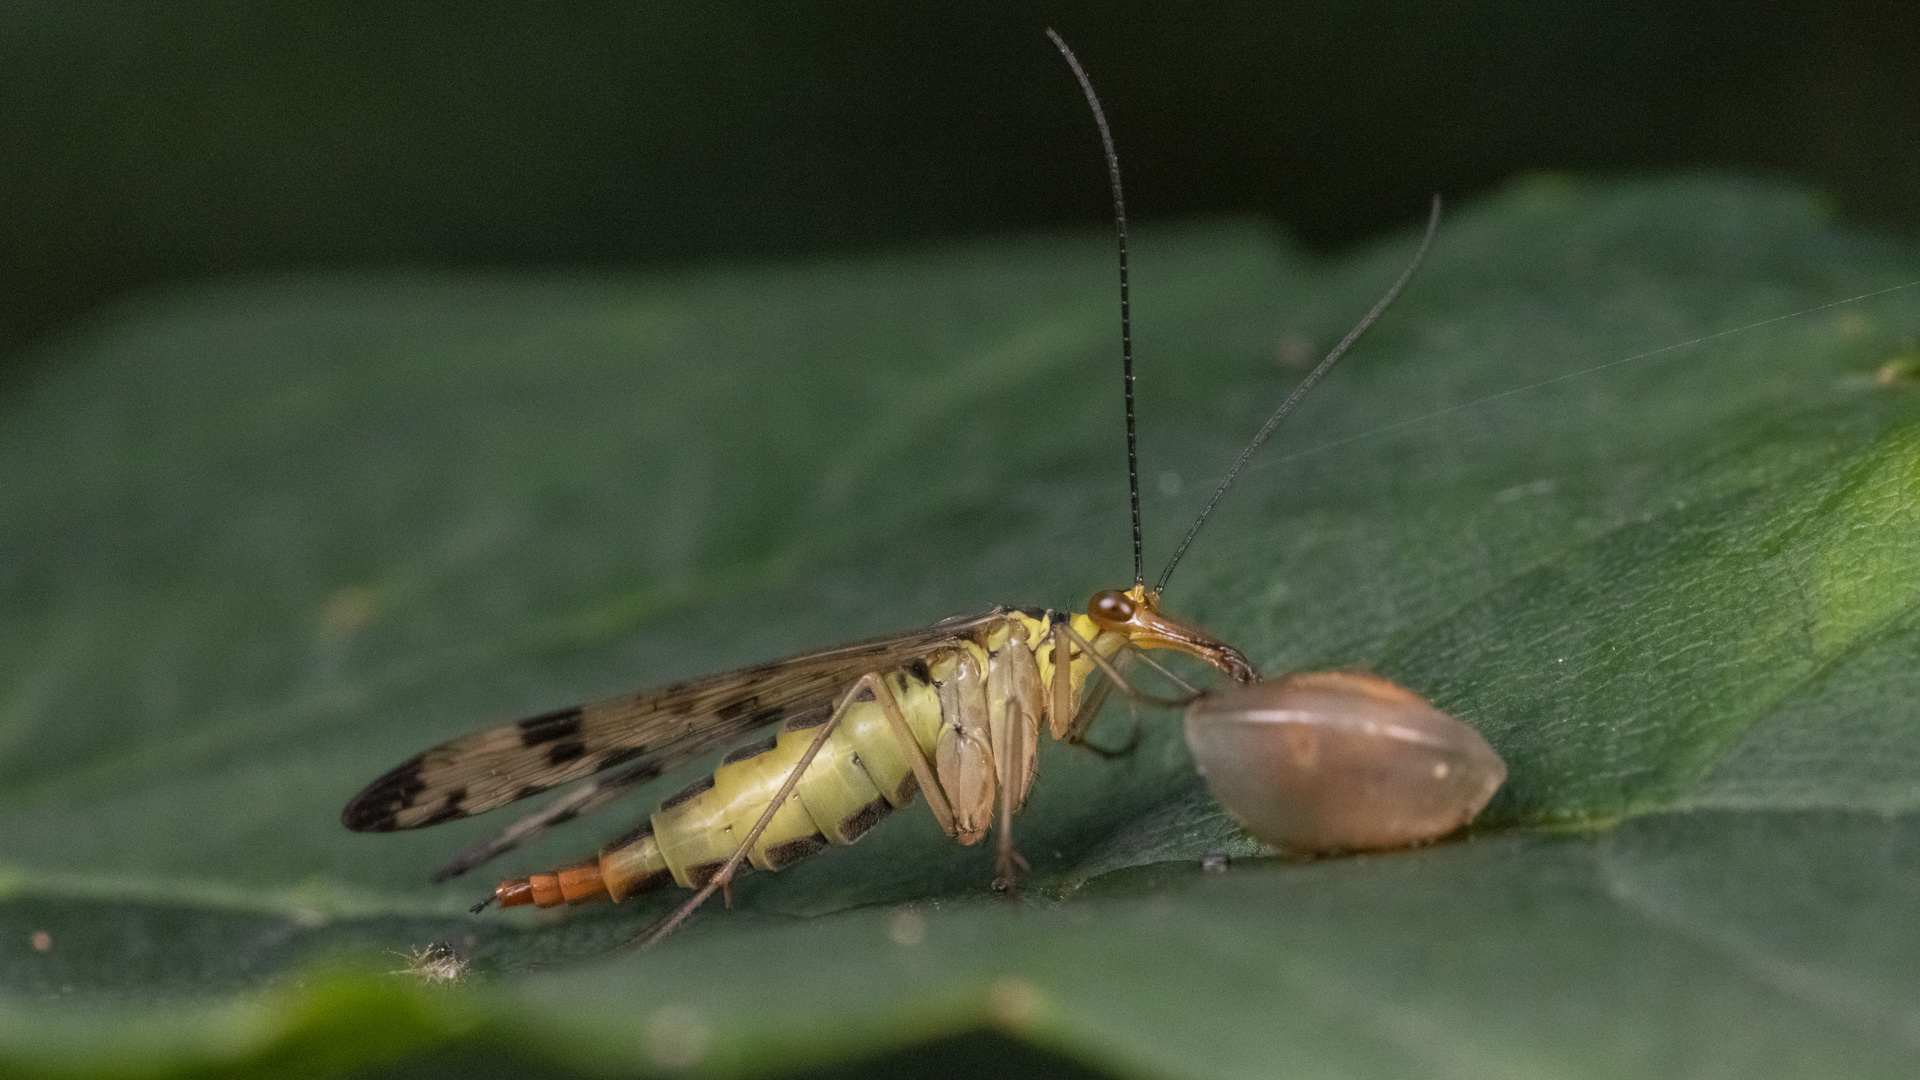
<box><xmin>4</xmin><ymin>0</ymin><xmax>1918</xmax><ymax>378</ymax></box>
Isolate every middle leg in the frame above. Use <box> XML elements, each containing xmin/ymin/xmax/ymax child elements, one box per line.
<box><xmin>989</xmin><ymin>626</ymin><xmax>1043</xmax><ymax>892</ymax></box>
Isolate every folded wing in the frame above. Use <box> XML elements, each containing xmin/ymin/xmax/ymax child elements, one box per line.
<box><xmin>340</xmin><ymin>612</ymin><xmax>1000</xmax><ymax>835</ymax></box>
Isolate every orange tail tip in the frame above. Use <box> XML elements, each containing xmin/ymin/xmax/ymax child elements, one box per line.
<box><xmin>493</xmin><ymin>862</ymin><xmax>613</xmax><ymax>909</ymax></box>
<box><xmin>494</xmin><ymin>878</ymin><xmax>536</xmax><ymax>908</ymax></box>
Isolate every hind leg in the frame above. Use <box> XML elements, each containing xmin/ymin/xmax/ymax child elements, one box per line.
<box><xmin>631</xmin><ymin>674</ymin><xmax>876</xmax><ymax>948</ymax></box>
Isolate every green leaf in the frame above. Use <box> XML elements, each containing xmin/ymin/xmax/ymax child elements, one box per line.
<box><xmin>3</xmin><ymin>175</ymin><xmax>1918</xmax><ymax>1078</ymax></box>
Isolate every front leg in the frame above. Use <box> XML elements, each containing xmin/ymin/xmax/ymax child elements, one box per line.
<box><xmin>934</xmin><ymin>646</ymin><xmax>996</xmax><ymax>846</ymax></box>
<box><xmin>1052</xmin><ymin>620</ymin><xmax>1142</xmax><ymax>756</ymax></box>
<box><xmin>991</xmin><ymin>687</ymin><xmax>1034</xmax><ymax>893</ymax></box>
<box><xmin>989</xmin><ymin>623</ymin><xmax>1044</xmax><ymax>893</ymax></box>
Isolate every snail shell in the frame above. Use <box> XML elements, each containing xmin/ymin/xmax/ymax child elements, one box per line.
<box><xmin>1183</xmin><ymin>671</ymin><xmax>1505</xmax><ymax>853</ymax></box>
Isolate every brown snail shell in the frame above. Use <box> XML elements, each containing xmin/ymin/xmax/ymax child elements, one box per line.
<box><xmin>1183</xmin><ymin>671</ymin><xmax>1505</xmax><ymax>853</ymax></box>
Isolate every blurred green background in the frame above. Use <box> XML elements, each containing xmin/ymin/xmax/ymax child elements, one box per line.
<box><xmin>4</xmin><ymin>0</ymin><xmax>1918</xmax><ymax>376</ymax></box>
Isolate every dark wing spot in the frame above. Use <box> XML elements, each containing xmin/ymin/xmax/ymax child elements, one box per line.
<box><xmin>546</xmin><ymin>740</ymin><xmax>587</xmax><ymax>767</ymax></box>
<box><xmin>518</xmin><ymin>705</ymin><xmax>584</xmax><ymax>747</ymax></box>
<box><xmin>514</xmin><ymin>784</ymin><xmax>546</xmax><ymax>802</ymax></box>
<box><xmin>721</xmin><ymin>735</ymin><xmax>780</xmax><ymax>764</ymax></box>
<box><xmin>838</xmin><ymin>797</ymin><xmax>892</xmax><ymax>843</ymax></box>
<box><xmin>547</xmin><ymin>808</ymin><xmax>578</xmax><ymax>827</ymax></box>
<box><xmin>412</xmin><ymin>788</ymin><xmax>472</xmax><ymax>827</ymax></box>
<box><xmin>763</xmin><ymin>833</ymin><xmax>829</xmax><ymax>870</ymax></box>
<box><xmin>716</xmin><ymin>696</ymin><xmax>762</xmax><ymax>721</ymax></box>
<box><xmin>903</xmin><ymin>659</ymin><xmax>933</xmax><ymax>685</ymax></box>
<box><xmin>341</xmin><ymin>754</ymin><xmax>427</xmax><ymax>832</ymax></box>
<box><xmin>660</xmin><ymin>775</ymin><xmax>716</xmax><ymax>811</ymax></box>
<box><xmin>597</xmin><ymin>746</ymin><xmax>649</xmax><ymax>769</ymax></box>
<box><xmin>781</xmin><ymin>704</ymin><xmax>832</xmax><ymax>731</ymax></box>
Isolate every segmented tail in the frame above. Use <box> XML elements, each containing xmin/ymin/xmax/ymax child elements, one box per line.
<box><xmin>487</xmin><ymin>818</ymin><xmax>678</xmax><ymax>910</ymax></box>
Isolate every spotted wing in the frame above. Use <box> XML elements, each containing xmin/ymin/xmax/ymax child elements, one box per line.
<box><xmin>427</xmin><ymin>757</ymin><xmax>665</xmax><ymax>881</ymax></box>
<box><xmin>340</xmin><ymin>611</ymin><xmax>1004</xmax><ymax>834</ymax></box>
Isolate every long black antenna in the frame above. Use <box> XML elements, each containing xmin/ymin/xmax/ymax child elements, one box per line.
<box><xmin>1153</xmin><ymin>195</ymin><xmax>1443</xmax><ymax>596</ymax></box>
<box><xmin>1047</xmin><ymin>28</ymin><xmax>1143</xmax><ymax>591</ymax></box>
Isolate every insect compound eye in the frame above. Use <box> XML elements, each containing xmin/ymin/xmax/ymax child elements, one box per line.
<box><xmin>1087</xmin><ymin>589</ymin><xmax>1136</xmax><ymax>628</ymax></box>
<box><xmin>1183</xmin><ymin>671</ymin><xmax>1506</xmax><ymax>854</ymax></box>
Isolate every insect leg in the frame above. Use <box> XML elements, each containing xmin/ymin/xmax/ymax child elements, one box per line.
<box><xmin>869</xmin><ymin>673</ymin><xmax>959</xmax><ymax>837</ymax></box>
<box><xmin>1060</xmin><ymin>624</ymin><xmax>1213</xmax><ymax>757</ymax></box>
<box><xmin>987</xmin><ymin>623</ymin><xmax>1043</xmax><ymax>892</ymax></box>
<box><xmin>1046</xmin><ymin>621</ymin><xmax>1135</xmax><ymax>757</ymax></box>
<box><xmin>1070</xmin><ymin>705</ymin><xmax>1139</xmax><ymax>759</ymax></box>
<box><xmin>1064</xmin><ymin>672</ymin><xmax>1116</xmax><ymax>746</ymax></box>
<box><xmin>1069</xmin><ymin>657</ymin><xmax>1149</xmax><ymax>760</ymax></box>
<box><xmin>1049</xmin><ymin>621</ymin><xmax>1075</xmax><ymax>740</ymax></box>
<box><xmin>934</xmin><ymin>646</ymin><xmax>997</xmax><ymax>845</ymax></box>
<box><xmin>631</xmin><ymin>673</ymin><xmax>875</xmax><ymax>949</ymax></box>
<box><xmin>1057</xmin><ymin>621</ymin><xmax>1189</xmax><ymax>708</ymax></box>
<box><xmin>1128</xmin><ymin>648</ymin><xmax>1200</xmax><ymax>696</ymax></box>
<box><xmin>991</xmin><ymin>691</ymin><xmax>1034</xmax><ymax>893</ymax></box>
